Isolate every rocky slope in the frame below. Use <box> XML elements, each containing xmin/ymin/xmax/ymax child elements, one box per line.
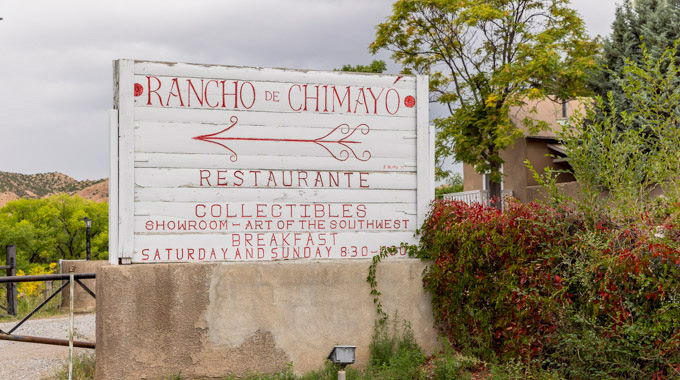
<box><xmin>0</xmin><ymin>171</ymin><xmax>108</xmax><ymax>208</ymax></box>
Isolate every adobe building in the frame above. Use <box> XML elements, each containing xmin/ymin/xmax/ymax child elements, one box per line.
<box><xmin>450</xmin><ymin>98</ymin><xmax>586</xmax><ymax>204</ymax></box>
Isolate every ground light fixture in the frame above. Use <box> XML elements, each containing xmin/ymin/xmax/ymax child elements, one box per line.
<box><xmin>83</xmin><ymin>217</ymin><xmax>92</xmax><ymax>260</ymax></box>
<box><xmin>328</xmin><ymin>345</ymin><xmax>355</xmax><ymax>380</ymax></box>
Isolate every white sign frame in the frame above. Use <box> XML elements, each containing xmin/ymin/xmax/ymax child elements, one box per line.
<box><xmin>110</xmin><ymin>59</ymin><xmax>433</xmax><ymax>265</ymax></box>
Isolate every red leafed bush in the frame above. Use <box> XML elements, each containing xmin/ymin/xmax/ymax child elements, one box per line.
<box><xmin>416</xmin><ymin>199</ymin><xmax>585</xmax><ymax>361</ymax></box>
<box><xmin>413</xmin><ymin>199</ymin><xmax>680</xmax><ymax>378</ymax></box>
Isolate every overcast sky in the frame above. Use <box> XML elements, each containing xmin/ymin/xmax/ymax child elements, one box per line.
<box><xmin>0</xmin><ymin>0</ymin><xmax>619</xmax><ymax>180</ymax></box>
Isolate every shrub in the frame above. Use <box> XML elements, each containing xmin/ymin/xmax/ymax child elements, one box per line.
<box><xmin>489</xmin><ymin>358</ymin><xmax>564</xmax><ymax>380</ymax></box>
<box><xmin>414</xmin><ymin>199</ymin><xmax>585</xmax><ymax>362</ymax></box>
<box><xmin>549</xmin><ymin>217</ymin><xmax>680</xmax><ymax>378</ymax></box>
<box><xmin>1</xmin><ymin>262</ymin><xmax>62</xmax><ymax>321</ymax></box>
<box><xmin>368</xmin><ymin>316</ymin><xmax>426</xmax><ymax>379</ymax></box>
<box><xmin>431</xmin><ymin>338</ymin><xmax>482</xmax><ymax>380</ymax></box>
<box><xmin>412</xmin><ymin>199</ymin><xmax>680</xmax><ymax>378</ymax></box>
<box><xmin>47</xmin><ymin>352</ymin><xmax>96</xmax><ymax>380</ymax></box>
<box><xmin>17</xmin><ymin>263</ymin><xmax>57</xmax><ymax>299</ymax></box>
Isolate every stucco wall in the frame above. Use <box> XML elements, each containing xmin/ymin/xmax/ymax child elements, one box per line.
<box><xmin>95</xmin><ymin>259</ymin><xmax>438</xmax><ymax>379</ymax></box>
<box><xmin>60</xmin><ymin>260</ymin><xmax>107</xmax><ymax>313</ymax></box>
<box><xmin>462</xmin><ymin>138</ymin><xmax>529</xmax><ymax>201</ymax></box>
<box><xmin>463</xmin><ymin>163</ymin><xmax>482</xmax><ymax>192</ymax></box>
<box><xmin>509</xmin><ymin>98</ymin><xmax>587</xmax><ymax>138</ymax></box>
<box><xmin>501</xmin><ymin>138</ymin><xmax>528</xmax><ymax>202</ymax></box>
<box><xmin>526</xmin><ymin>181</ymin><xmax>582</xmax><ymax>202</ymax></box>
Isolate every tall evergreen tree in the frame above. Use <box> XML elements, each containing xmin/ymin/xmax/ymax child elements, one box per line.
<box><xmin>590</xmin><ymin>0</ymin><xmax>680</xmax><ymax>126</ymax></box>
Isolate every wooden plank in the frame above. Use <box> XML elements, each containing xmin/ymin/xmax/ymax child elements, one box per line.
<box><xmin>134</xmin><ymin>60</ymin><xmax>417</xmax><ymax>88</ymax></box>
<box><xmin>108</xmin><ymin>109</ymin><xmax>119</xmax><ymax>265</ymax></box>
<box><xmin>134</xmin><ymin>119</ymin><xmax>415</xmax><ymax>135</ymax></box>
<box><xmin>416</xmin><ymin>75</ymin><xmax>433</xmax><ymax>227</ymax></box>
<box><xmin>135</xmin><ymin>216</ymin><xmax>417</xmax><ymax>234</ymax></box>
<box><xmin>133</xmin><ymin>122</ymin><xmax>415</xmax><ymax>160</ymax></box>
<box><xmin>134</xmin><ymin>201</ymin><xmax>417</xmax><ymax>218</ymax></box>
<box><xmin>133</xmin><ymin>153</ymin><xmax>417</xmax><ymax>173</ymax></box>
<box><xmin>115</xmin><ymin>59</ymin><xmax>136</xmax><ymax>263</ymax></box>
<box><xmin>133</xmin><ymin>168</ymin><xmax>417</xmax><ymax>190</ymax></box>
<box><xmin>134</xmin><ymin>107</ymin><xmax>417</xmax><ymax>129</ymax></box>
<box><xmin>132</xmin><ymin>75</ymin><xmax>416</xmax><ymax>118</ymax></box>
<box><xmin>134</xmin><ymin>187</ymin><xmax>417</xmax><ymax>203</ymax></box>
<box><xmin>132</xmin><ymin>230</ymin><xmax>417</xmax><ymax>263</ymax></box>
<box><xmin>134</xmin><ymin>201</ymin><xmax>416</xmax><ymax>234</ymax></box>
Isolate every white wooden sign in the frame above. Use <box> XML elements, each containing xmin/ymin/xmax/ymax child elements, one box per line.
<box><xmin>110</xmin><ymin>60</ymin><xmax>433</xmax><ymax>264</ymax></box>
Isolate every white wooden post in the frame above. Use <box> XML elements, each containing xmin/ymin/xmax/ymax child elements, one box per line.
<box><xmin>68</xmin><ymin>267</ymin><xmax>74</xmax><ymax>380</ymax></box>
<box><xmin>115</xmin><ymin>59</ymin><xmax>135</xmax><ymax>264</ymax></box>
<box><xmin>416</xmin><ymin>75</ymin><xmax>434</xmax><ymax>227</ymax></box>
<box><xmin>109</xmin><ymin>110</ymin><xmax>119</xmax><ymax>265</ymax></box>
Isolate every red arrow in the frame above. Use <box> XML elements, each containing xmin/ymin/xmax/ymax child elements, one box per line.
<box><xmin>193</xmin><ymin>116</ymin><xmax>371</xmax><ymax>162</ymax></box>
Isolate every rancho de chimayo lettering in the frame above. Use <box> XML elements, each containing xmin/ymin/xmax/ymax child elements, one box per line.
<box><xmin>139</xmin><ymin>75</ymin><xmax>406</xmax><ymax>116</ymax></box>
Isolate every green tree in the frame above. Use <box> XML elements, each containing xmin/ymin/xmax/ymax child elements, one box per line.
<box><xmin>0</xmin><ymin>198</ymin><xmax>57</xmax><ymax>265</ymax></box>
<box><xmin>435</xmin><ymin>172</ymin><xmax>464</xmax><ymax>199</ymax></box>
<box><xmin>370</xmin><ymin>0</ymin><xmax>598</xmax><ymax>205</ymax></box>
<box><xmin>589</xmin><ymin>0</ymin><xmax>680</xmax><ymax>128</ymax></box>
<box><xmin>559</xmin><ymin>41</ymin><xmax>680</xmax><ymax>222</ymax></box>
<box><xmin>0</xmin><ymin>195</ymin><xmax>108</xmax><ymax>268</ymax></box>
<box><xmin>0</xmin><ymin>217</ymin><xmax>35</xmax><ymax>269</ymax></box>
<box><xmin>337</xmin><ymin>60</ymin><xmax>388</xmax><ymax>73</ymax></box>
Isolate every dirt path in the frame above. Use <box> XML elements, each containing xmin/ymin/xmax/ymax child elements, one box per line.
<box><xmin>0</xmin><ymin>314</ymin><xmax>95</xmax><ymax>380</ymax></box>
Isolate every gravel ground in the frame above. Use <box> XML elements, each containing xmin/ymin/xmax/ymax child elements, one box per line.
<box><xmin>0</xmin><ymin>313</ymin><xmax>96</xmax><ymax>380</ymax></box>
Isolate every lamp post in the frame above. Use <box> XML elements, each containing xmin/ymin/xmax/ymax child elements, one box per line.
<box><xmin>83</xmin><ymin>217</ymin><xmax>92</xmax><ymax>260</ymax></box>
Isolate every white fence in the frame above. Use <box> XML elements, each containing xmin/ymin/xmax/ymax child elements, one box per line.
<box><xmin>443</xmin><ymin>189</ymin><xmax>514</xmax><ymax>209</ymax></box>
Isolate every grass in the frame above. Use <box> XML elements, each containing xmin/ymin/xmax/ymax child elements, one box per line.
<box><xmin>44</xmin><ymin>352</ymin><xmax>96</xmax><ymax>380</ymax></box>
<box><xmin>42</xmin><ymin>316</ymin><xmax>557</xmax><ymax>380</ymax></box>
<box><xmin>0</xmin><ymin>283</ymin><xmax>65</xmax><ymax>322</ymax></box>
<box><xmin>488</xmin><ymin>360</ymin><xmax>565</xmax><ymax>380</ymax></box>
<box><xmin>162</xmin><ymin>318</ymin><xmax>483</xmax><ymax>380</ymax></box>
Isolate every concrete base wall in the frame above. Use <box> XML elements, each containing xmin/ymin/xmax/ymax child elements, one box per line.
<box><xmin>95</xmin><ymin>259</ymin><xmax>437</xmax><ymax>379</ymax></box>
<box><xmin>60</xmin><ymin>260</ymin><xmax>108</xmax><ymax>313</ymax></box>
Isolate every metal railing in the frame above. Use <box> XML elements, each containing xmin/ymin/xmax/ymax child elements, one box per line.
<box><xmin>0</xmin><ymin>245</ymin><xmax>95</xmax><ymax>349</ymax></box>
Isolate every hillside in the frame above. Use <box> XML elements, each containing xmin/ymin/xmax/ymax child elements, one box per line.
<box><xmin>75</xmin><ymin>179</ymin><xmax>109</xmax><ymax>203</ymax></box>
<box><xmin>0</xmin><ymin>171</ymin><xmax>108</xmax><ymax>207</ymax></box>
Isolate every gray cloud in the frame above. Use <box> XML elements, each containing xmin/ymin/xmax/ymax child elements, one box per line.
<box><xmin>0</xmin><ymin>0</ymin><xmax>616</xmax><ymax>179</ymax></box>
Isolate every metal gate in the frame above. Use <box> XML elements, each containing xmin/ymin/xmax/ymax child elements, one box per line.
<box><xmin>0</xmin><ymin>245</ymin><xmax>95</xmax><ymax>349</ymax></box>
<box><xmin>0</xmin><ymin>245</ymin><xmax>17</xmax><ymax>316</ymax></box>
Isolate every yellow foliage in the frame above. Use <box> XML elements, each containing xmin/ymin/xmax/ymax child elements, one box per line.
<box><xmin>16</xmin><ymin>263</ymin><xmax>56</xmax><ymax>299</ymax></box>
<box><xmin>528</xmin><ymin>88</ymin><xmax>542</xmax><ymax>99</ymax></box>
<box><xmin>485</xmin><ymin>94</ymin><xmax>499</xmax><ymax>107</ymax></box>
